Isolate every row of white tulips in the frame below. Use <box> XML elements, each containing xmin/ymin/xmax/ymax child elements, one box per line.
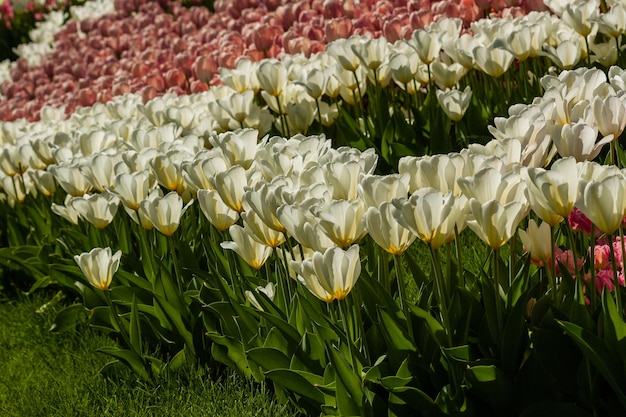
<box><xmin>0</xmin><ymin>66</ymin><xmax>624</xmax><ymax>301</ymax></box>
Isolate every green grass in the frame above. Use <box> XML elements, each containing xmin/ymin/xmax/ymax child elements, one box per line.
<box><xmin>0</xmin><ymin>291</ymin><xmax>301</xmax><ymax>417</ymax></box>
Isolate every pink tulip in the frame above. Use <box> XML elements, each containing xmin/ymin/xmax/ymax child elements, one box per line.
<box><xmin>325</xmin><ymin>17</ymin><xmax>354</xmax><ymax>41</ymax></box>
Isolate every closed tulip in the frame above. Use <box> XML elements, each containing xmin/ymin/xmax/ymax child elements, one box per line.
<box><xmin>576</xmin><ymin>174</ymin><xmax>626</xmax><ymax>234</ymax></box>
<box><xmin>221</xmin><ymin>224</ymin><xmax>273</xmax><ymax>269</ymax></box>
<box><xmin>523</xmin><ymin>157</ymin><xmax>579</xmax><ymax>226</ymax></box>
<box><xmin>365</xmin><ymin>203</ymin><xmax>417</xmax><ymax>255</ymax></box>
<box><xmin>392</xmin><ymin>188</ymin><xmax>461</xmax><ymax>250</ymax></box>
<box><xmin>519</xmin><ymin>219</ymin><xmax>553</xmax><ymax>266</ymax></box>
<box><xmin>74</xmin><ymin>247</ymin><xmax>122</xmax><ymax>291</ymax></box>
<box><xmin>70</xmin><ymin>192</ymin><xmax>120</xmax><ymax>229</ymax></box>
<box><xmin>467</xmin><ymin>199</ymin><xmax>527</xmax><ymax>249</ymax></box>
<box><xmin>436</xmin><ymin>86</ymin><xmax>472</xmax><ymax>122</ymax></box>
<box><xmin>139</xmin><ymin>191</ymin><xmax>190</xmax><ymax>236</ymax></box>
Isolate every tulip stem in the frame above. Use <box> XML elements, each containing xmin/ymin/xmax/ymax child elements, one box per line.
<box><xmin>454</xmin><ymin>227</ymin><xmax>464</xmax><ymax>288</ymax></box>
<box><xmin>564</xmin><ymin>222</ymin><xmax>584</xmax><ymax>306</ymax></box>
<box><xmin>338</xmin><ymin>297</ymin><xmax>358</xmax><ymax>372</ymax></box>
<box><xmin>609</xmin><ymin>233</ymin><xmax>623</xmax><ymax>315</ymax></box>
<box><xmin>104</xmin><ymin>290</ymin><xmax>132</xmax><ymax>350</ymax></box>
<box><xmin>394</xmin><ymin>254</ymin><xmax>414</xmax><ymax>342</ymax></box>
<box><xmin>168</xmin><ymin>234</ymin><xmax>184</xmax><ymax>294</ymax></box>
<box><xmin>428</xmin><ymin>247</ymin><xmax>452</xmax><ymax>346</ymax></box>
<box><xmin>492</xmin><ymin>248</ymin><xmax>504</xmax><ymax>341</ymax></box>
<box><xmin>548</xmin><ymin>225</ymin><xmax>558</xmax><ymax>306</ymax></box>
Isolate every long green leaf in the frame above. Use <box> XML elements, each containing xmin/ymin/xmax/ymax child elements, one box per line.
<box><xmin>97</xmin><ymin>346</ymin><xmax>150</xmax><ymax>381</ymax></box>
<box><xmin>557</xmin><ymin>320</ymin><xmax>626</xmax><ymax>407</ymax></box>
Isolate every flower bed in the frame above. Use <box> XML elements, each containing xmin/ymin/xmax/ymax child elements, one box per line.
<box><xmin>1</xmin><ymin>1</ymin><xmax>626</xmax><ymax>416</ymax></box>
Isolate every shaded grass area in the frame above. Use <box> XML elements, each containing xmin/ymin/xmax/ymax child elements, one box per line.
<box><xmin>0</xmin><ymin>291</ymin><xmax>301</xmax><ymax>417</ymax></box>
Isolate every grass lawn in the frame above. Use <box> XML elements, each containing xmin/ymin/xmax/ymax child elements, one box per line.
<box><xmin>0</xmin><ymin>290</ymin><xmax>301</xmax><ymax>417</ymax></box>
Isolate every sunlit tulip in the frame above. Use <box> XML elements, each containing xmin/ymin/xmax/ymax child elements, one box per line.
<box><xmin>277</xmin><ymin>204</ymin><xmax>336</xmax><ymax>252</ymax></box>
<box><xmin>197</xmin><ymin>189</ymin><xmax>239</xmax><ymax>232</ymax></box>
<box><xmin>458</xmin><ymin>167</ymin><xmax>527</xmax><ymax>206</ymax></box>
<box><xmin>111</xmin><ymin>170</ymin><xmax>154</xmax><ymax>211</ymax></box>
<box><xmin>519</xmin><ymin>219</ymin><xmax>553</xmax><ymax>266</ymax></box>
<box><xmin>365</xmin><ymin>203</ymin><xmax>416</xmax><ymax>255</ymax></box>
<box><xmin>411</xmin><ymin>30</ymin><xmax>441</xmax><ymax>65</ymax></box>
<box><xmin>51</xmin><ymin>195</ymin><xmax>80</xmax><ymax>225</ymax></box>
<box><xmin>560</xmin><ymin>0</ymin><xmax>599</xmax><ymax>37</ymax></box>
<box><xmin>576</xmin><ymin>174</ymin><xmax>626</xmax><ymax>234</ymax></box>
<box><xmin>589</xmin><ymin>95</ymin><xmax>626</xmax><ymax>138</ymax></box>
<box><xmin>594</xmin><ymin>3</ymin><xmax>626</xmax><ymax>38</ymax></box>
<box><xmin>473</xmin><ymin>44</ymin><xmax>514</xmax><ymax>78</ymax></box>
<box><xmin>139</xmin><ymin>191</ymin><xmax>190</xmax><ymax>236</ymax></box>
<box><xmin>221</xmin><ymin>224</ymin><xmax>273</xmax><ymax>269</ymax></box>
<box><xmin>436</xmin><ymin>87</ymin><xmax>472</xmax><ymax>122</ymax></box>
<box><xmin>28</xmin><ymin>169</ymin><xmax>56</xmax><ymax>197</ymax></box>
<box><xmin>82</xmin><ymin>154</ymin><xmax>118</xmax><ymax>193</ymax></box>
<box><xmin>398</xmin><ymin>153</ymin><xmax>465</xmax><ymax>195</ymax></box>
<box><xmin>358</xmin><ymin>173</ymin><xmax>410</xmax><ymax>208</ymax></box>
<box><xmin>552</xmin><ymin>121</ymin><xmax>613</xmax><ymax>161</ymax></box>
<box><xmin>291</xmin><ymin>245</ymin><xmax>361</xmax><ymax>302</ymax></box>
<box><xmin>313</xmin><ymin>244</ymin><xmax>361</xmax><ymax>301</ymax></box>
<box><xmin>149</xmin><ymin>152</ymin><xmax>185</xmax><ymax>193</ymax></box>
<box><xmin>290</xmin><ymin>255</ymin><xmax>334</xmax><ymax>303</ymax></box>
<box><xmin>256</xmin><ymin>59</ymin><xmax>287</xmax><ymax>97</ymax></box>
<box><xmin>323</xmin><ymin>160</ymin><xmax>362</xmax><ymax>200</ymax></box>
<box><xmin>431</xmin><ymin>61</ymin><xmax>467</xmax><ymax>90</ymax></box>
<box><xmin>327</xmin><ymin>38</ymin><xmax>361</xmax><ymax>72</ymax></box>
<box><xmin>208</xmin><ymin>129</ymin><xmax>258</xmax><ymax>169</ymax></box>
<box><xmin>1</xmin><ymin>174</ymin><xmax>26</xmax><ymax>205</ymax></box>
<box><xmin>392</xmin><ymin>188</ymin><xmax>461</xmax><ymax>250</ymax></box>
<box><xmin>48</xmin><ymin>164</ymin><xmax>93</xmax><ymax>197</ymax></box>
<box><xmin>0</xmin><ymin>146</ymin><xmax>27</xmax><ymax>176</ymax></box>
<box><xmin>542</xmin><ymin>40</ymin><xmax>583</xmax><ymax>70</ymax></box>
<box><xmin>79</xmin><ymin>130</ymin><xmax>118</xmax><ymax>156</ymax></box>
<box><xmin>74</xmin><ymin>247</ymin><xmax>122</xmax><ymax>291</ymax></box>
<box><xmin>467</xmin><ymin>199</ymin><xmax>527</xmax><ymax>249</ymax></box>
<box><xmin>351</xmin><ymin>36</ymin><xmax>390</xmax><ymax>73</ymax></box>
<box><xmin>70</xmin><ymin>192</ymin><xmax>120</xmax><ymax>229</ymax></box>
<box><xmin>523</xmin><ymin>157</ymin><xmax>579</xmax><ymax>226</ymax></box>
<box><xmin>501</xmin><ymin>24</ymin><xmax>547</xmax><ymax>61</ymax></box>
<box><xmin>242</xmin><ymin>179</ymin><xmax>289</xmax><ymax>232</ymax></box>
<box><xmin>389</xmin><ymin>52</ymin><xmax>419</xmax><ymax>88</ymax></box>
<box><xmin>211</xmin><ymin>165</ymin><xmax>249</xmax><ymax>213</ymax></box>
<box><xmin>241</xmin><ymin>211</ymin><xmax>285</xmax><ymax>248</ymax></box>
<box><xmin>315</xmin><ymin>199</ymin><xmax>367</xmax><ymax>248</ymax></box>
<box><xmin>280</xmin><ymin>101</ymin><xmax>317</xmax><ymax>134</ymax></box>
<box><xmin>216</xmin><ymin>90</ymin><xmax>255</xmax><ymax>126</ymax></box>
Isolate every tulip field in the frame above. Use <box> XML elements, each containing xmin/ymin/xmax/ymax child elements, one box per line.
<box><xmin>4</xmin><ymin>0</ymin><xmax>626</xmax><ymax>415</ymax></box>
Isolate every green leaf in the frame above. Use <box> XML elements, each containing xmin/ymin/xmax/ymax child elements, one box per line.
<box><xmin>264</xmin><ymin>369</ymin><xmax>325</xmax><ymax>405</ymax></box>
<box><xmin>49</xmin><ymin>303</ymin><xmax>88</xmax><ymax>332</ymax></box>
<box><xmin>557</xmin><ymin>319</ymin><xmax>626</xmax><ymax>407</ymax></box>
<box><xmin>247</xmin><ymin>347</ymin><xmax>291</xmax><ymax>371</ymax></box>
<box><xmin>408</xmin><ymin>304</ymin><xmax>447</xmax><ymax>347</ymax></box>
<box><xmin>501</xmin><ymin>291</ymin><xmax>530</xmax><ymax>376</ymax></box>
<box><xmin>378</xmin><ymin>307</ymin><xmax>416</xmax><ymax>352</ymax></box>
<box><xmin>209</xmin><ymin>333</ymin><xmax>254</xmax><ymax>379</ymax></box>
<box><xmin>329</xmin><ymin>345</ymin><xmax>364</xmax><ymax>408</ymax></box>
<box><xmin>129</xmin><ymin>295</ymin><xmax>142</xmax><ymax>355</ymax></box>
<box><xmin>153</xmin><ymin>294</ymin><xmax>194</xmax><ymax>354</ymax></box>
<box><xmin>97</xmin><ymin>346</ymin><xmax>150</xmax><ymax>381</ymax></box>
<box><xmin>466</xmin><ymin>365</ymin><xmax>511</xmax><ymax>410</ymax></box>
<box><xmin>387</xmin><ymin>386</ymin><xmax>439</xmax><ymax>416</ymax></box>
<box><xmin>258</xmin><ymin>310</ymin><xmax>302</xmax><ymax>346</ymax></box>
<box><xmin>602</xmin><ymin>292</ymin><xmax>626</xmax><ymax>360</ymax></box>
<box><xmin>335</xmin><ymin>370</ymin><xmax>362</xmax><ymax>417</ymax></box>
